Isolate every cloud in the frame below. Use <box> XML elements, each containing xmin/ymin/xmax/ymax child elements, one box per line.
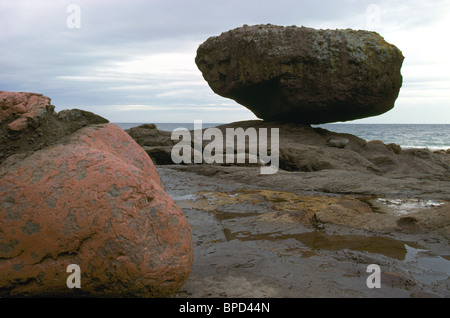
<box><xmin>1</xmin><ymin>0</ymin><xmax>449</xmax><ymax>123</ymax></box>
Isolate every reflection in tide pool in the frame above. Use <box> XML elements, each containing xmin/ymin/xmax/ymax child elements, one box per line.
<box><xmin>404</xmin><ymin>244</ymin><xmax>450</xmax><ymax>284</ymax></box>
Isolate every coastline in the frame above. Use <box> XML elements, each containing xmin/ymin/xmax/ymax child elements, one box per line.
<box><xmin>124</xmin><ymin>121</ymin><xmax>450</xmax><ymax>298</ymax></box>
<box><xmin>1</xmin><ymin>93</ymin><xmax>449</xmax><ymax>298</ymax></box>
<box><xmin>115</xmin><ymin>122</ymin><xmax>450</xmax><ymax>152</ymax></box>
<box><xmin>2</xmin><ymin>6</ymin><xmax>450</xmax><ymax>300</ymax></box>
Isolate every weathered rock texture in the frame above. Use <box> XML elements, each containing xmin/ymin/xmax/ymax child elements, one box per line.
<box><xmin>0</xmin><ymin>91</ymin><xmax>193</xmax><ymax>297</ymax></box>
<box><xmin>195</xmin><ymin>24</ymin><xmax>404</xmax><ymax>124</ymax></box>
<box><xmin>0</xmin><ymin>91</ymin><xmax>108</xmax><ymax>164</ymax></box>
<box><xmin>126</xmin><ymin>124</ymin><xmax>175</xmax><ymax>165</ymax></box>
<box><xmin>128</xmin><ymin>121</ymin><xmax>450</xmax><ymax>181</ymax></box>
<box><xmin>125</xmin><ymin>121</ymin><xmax>450</xmax><ymax>201</ymax></box>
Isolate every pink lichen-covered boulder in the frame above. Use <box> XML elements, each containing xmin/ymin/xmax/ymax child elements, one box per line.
<box><xmin>0</xmin><ymin>92</ymin><xmax>193</xmax><ymax>297</ymax></box>
<box><xmin>0</xmin><ymin>91</ymin><xmax>51</xmax><ymax>131</ymax></box>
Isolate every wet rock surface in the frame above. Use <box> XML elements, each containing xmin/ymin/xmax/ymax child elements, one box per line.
<box><xmin>195</xmin><ymin>24</ymin><xmax>404</xmax><ymax>124</ymax></box>
<box><xmin>158</xmin><ymin>167</ymin><xmax>450</xmax><ymax>298</ymax></box>
<box><xmin>124</xmin><ymin>121</ymin><xmax>449</xmax><ymax>297</ymax></box>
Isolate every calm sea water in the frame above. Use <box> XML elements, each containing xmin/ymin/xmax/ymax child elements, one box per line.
<box><xmin>115</xmin><ymin>123</ymin><xmax>450</xmax><ymax>150</ymax></box>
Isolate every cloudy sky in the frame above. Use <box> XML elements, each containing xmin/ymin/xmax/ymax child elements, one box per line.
<box><xmin>1</xmin><ymin>0</ymin><xmax>449</xmax><ymax>123</ymax></box>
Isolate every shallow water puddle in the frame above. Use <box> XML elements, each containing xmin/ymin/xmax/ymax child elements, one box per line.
<box><xmin>223</xmin><ymin>229</ymin><xmax>423</xmax><ymax>260</ymax></box>
<box><xmin>173</xmin><ymin>189</ymin><xmax>360</xmax><ymax>221</ymax></box>
<box><xmin>373</xmin><ymin>198</ymin><xmax>446</xmax><ymax>215</ymax></box>
<box><xmin>403</xmin><ymin>244</ymin><xmax>450</xmax><ymax>283</ymax></box>
<box><xmin>174</xmin><ymin>189</ymin><xmax>450</xmax><ymax>282</ymax></box>
<box><xmin>170</xmin><ymin>194</ymin><xmax>202</xmax><ymax>201</ymax></box>
<box><xmin>212</xmin><ymin>210</ymin><xmax>261</xmax><ymax>221</ymax></box>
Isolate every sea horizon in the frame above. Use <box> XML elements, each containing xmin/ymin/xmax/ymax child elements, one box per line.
<box><xmin>114</xmin><ymin>122</ymin><xmax>450</xmax><ymax>151</ymax></box>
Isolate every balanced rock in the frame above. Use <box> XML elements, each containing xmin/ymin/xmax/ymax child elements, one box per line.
<box><xmin>0</xmin><ymin>91</ymin><xmax>193</xmax><ymax>297</ymax></box>
<box><xmin>195</xmin><ymin>24</ymin><xmax>404</xmax><ymax>124</ymax></box>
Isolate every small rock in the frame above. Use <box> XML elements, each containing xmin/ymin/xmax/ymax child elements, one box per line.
<box><xmin>328</xmin><ymin>138</ymin><xmax>349</xmax><ymax>148</ymax></box>
<box><xmin>397</xmin><ymin>216</ymin><xmax>419</xmax><ymax>231</ymax></box>
<box><xmin>367</xmin><ymin>140</ymin><xmax>385</xmax><ymax>146</ymax></box>
<box><xmin>7</xmin><ymin>117</ymin><xmax>28</xmax><ymax>132</ymax></box>
<box><xmin>405</xmin><ymin>148</ymin><xmax>432</xmax><ymax>160</ymax></box>
<box><xmin>386</xmin><ymin>143</ymin><xmax>402</xmax><ymax>154</ymax></box>
<box><xmin>381</xmin><ymin>271</ymin><xmax>416</xmax><ymax>288</ymax></box>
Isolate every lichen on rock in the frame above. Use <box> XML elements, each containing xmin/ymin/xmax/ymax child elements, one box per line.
<box><xmin>0</xmin><ymin>91</ymin><xmax>194</xmax><ymax>297</ymax></box>
<box><xmin>195</xmin><ymin>24</ymin><xmax>404</xmax><ymax>124</ymax></box>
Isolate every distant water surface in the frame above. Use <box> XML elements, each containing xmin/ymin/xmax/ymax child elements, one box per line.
<box><xmin>114</xmin><ymin>123</ymin><xmax>450</xmax><ymax>150</ymax></box>
<box><xmin>317</xmin><ymin>124</ymin><xmax>450</xmax><ymax>151</ymax></box>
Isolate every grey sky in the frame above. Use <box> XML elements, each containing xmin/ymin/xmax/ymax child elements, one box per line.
<box><xmin>1</xmin><ymin>0</ymin><xmax>449</xmax><ymax>123</ymax></box>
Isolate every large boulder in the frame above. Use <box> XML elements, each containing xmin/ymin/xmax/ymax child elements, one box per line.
<box><xmin>0</xmin><ymin>91</ymin><xmax>193</xmax><ymax>297</ymax></box>
<box><xmin>195</xmin><ymin>24</ymin><xmax>404</xmax><ymax>124</ymax></box>
<box><xmin>0</xmin><ymin>91</ymin><xmax>107</xmax><ymax>164</ymax></box>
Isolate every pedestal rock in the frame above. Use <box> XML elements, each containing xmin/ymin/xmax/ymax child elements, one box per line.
<box><xmin>195</xmin><ymin>24</ymin><xmax>404</xmax><ymax>124</ymax></box>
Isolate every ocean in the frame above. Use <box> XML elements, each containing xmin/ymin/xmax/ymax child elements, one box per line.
<box><xmin>115</xmin><ymin>123</ymin><xmax>450</xmax><ymax>151</ymax></box>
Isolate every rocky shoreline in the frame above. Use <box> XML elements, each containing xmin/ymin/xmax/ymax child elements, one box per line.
<box><xmin>1</xmin><ymin>24</ymin><xmax>449</xmax><ymax>298</ymax></box>
<box><xmin>125</xmin><ymin>120</ymin><xmax>450</xmax><ymax>298</ymax></box>
<box><xmin>158</xmin><ymin>165</ymin><xmax>450</xmax><ymax>298</ymax></box>
<box><xmin>1</xmin><ymin>92</ymin><xmax>449</xmax><ymax>297</ymax></box>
